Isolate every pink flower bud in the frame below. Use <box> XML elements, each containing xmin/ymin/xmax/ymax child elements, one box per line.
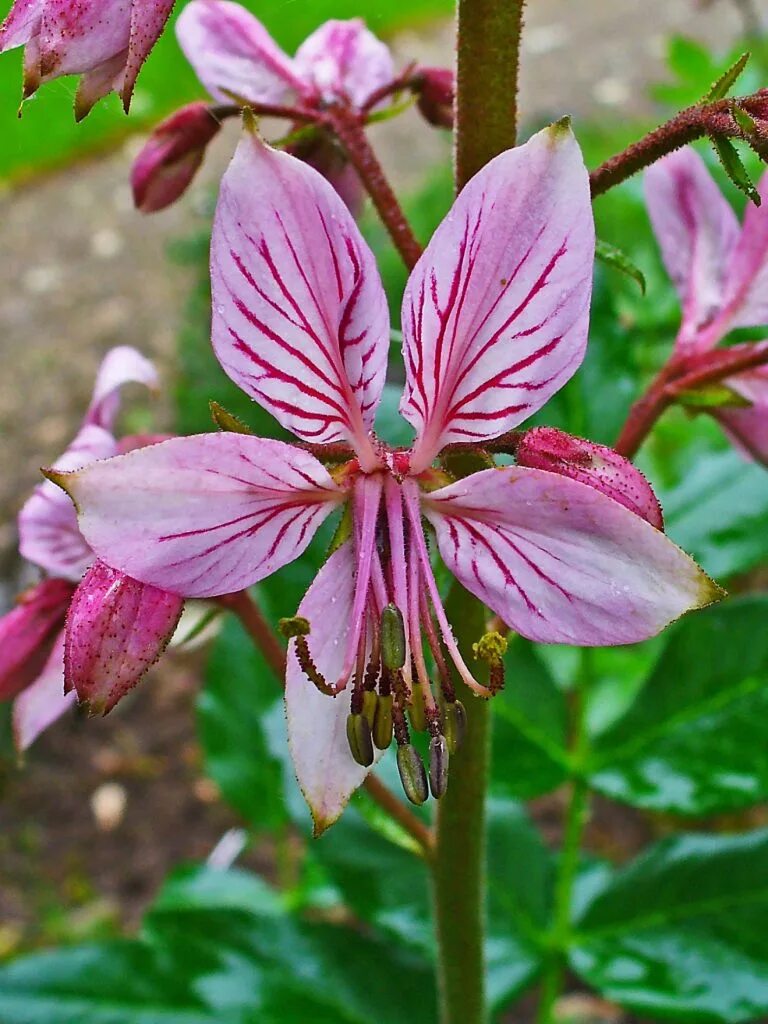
<box><xmin>64</xmin><ymin>561</ymin><xmax>184</xmax><ymax>715</ymax></box>
<box><xmin>132</xmin><ymin>102</ymin><xmax>221</xmax><ymax>213</ymax></box>
<box><xmin>0</xmin><ymin>578</ymin><xmax>73</xmax><ymax>700</ymax></box>
<box><xmin>416</xmin><ymin>67</ymin><xmax>454</xmax><ymax>129</ymax></box>
<box><xmin>516</xmin><ymin>427</ymin><xmax>664</xmax><ymax>529</ymax></box>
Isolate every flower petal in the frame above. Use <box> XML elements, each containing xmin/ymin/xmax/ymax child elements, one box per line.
<box><xmin>175</xmin><ymin>0</ymin><xmax>302</xmax><ymax>104</ymax></box>
<box><xmin>401</xmin><ymin>122</ymin><xmax>594</xmax><ymax>472</ymax></box>
<box><xmin>64</xmin><ymin>560</ymin><xmax>183</xmax><ymax>714</ymax></box>
<box><xmin>121</xmin><ymin>0</ymin><xmax>175</xmax><ymax>111</ymax></box>
<box><xmin>0</xmin><ymin>0</ymin><xmax>42</xmax><ymax>51</ymax></box>
<box><xmin>51</xmin><ymin>433</ymin><xmax>341</xmax><ymax>598</ymax></box>
<box><xmin>285</xmin><ymin>541</ymin><xmax>382</xmax><ymax>835</ymax></box>
<box><xmin>423</xmin><ymin>467</ymin><xmax>722</xmax><ymax>646</ymax></box>
<box><xmin>719</xmin><ymin>169</ymin><xmax>768</xmax><ymax>332</ymax></box>
<box><xmin>211</xmin><ymin>133</ymin><xmax>389</xmax><ymax>462</ymax></box>
<box><xmin>293</xmin><ymin>19</ymin><xmax>394</xmax><ymax>108</ymax></box>
<box><xmin>0</xmin><ymin>579</ymin><xmax>73</xmax><ymax>700</ymax></box>
<box><xmin>515</xmin><ymin>426</ymin><xmax>663</xmax><ymax>528</ymax></box>
<box><xmin>715</xmin><ymin>362</ymin><xmax>768</xmax><ymax>465</ymax></box>
<box><xmin>84</xmin><ymin>345</ymin><xmax>158</xmax><ymax>431</ymax></box>
<box><xmin>39</xmin><ymin>0</ymin><xmax>130</xmax><ymax>79</ymax></box>
<box><xmin>19</xmin><ymin>424</ymin><xmax>117</xmax><ymax>580</ymax></box>
<box><xmin>644</xmin><ymin>148</ymin><xmax>739</xmax><ymax>350</ymax></box>
<box><xmin>12</xmin><ymin>633</ymin><xmax>75</xmax><ymax>751</ymax></box>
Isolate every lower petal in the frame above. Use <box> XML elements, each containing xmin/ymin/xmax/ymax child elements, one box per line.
<box><xmin>0</xmin><ymin>578</ymin><xmax>73</xmax><ymax>700</ymax></box>
<box><xmin>12</xmin><ymin>633</ymin><xmax>76</xmax><ymax>752</ymax></box>
<box><xmin>423</xmin><ymin>466</ymin><xmax>722</xmax><ymax>646</ymax></box>
<box><xmin>715</xmin><ymin>365</ymin><xmax>768</xmax><ymax>466</ymax></box>
<box><xmin>285</xmin><ymin>541</ymin><xmax>383</xmax><ymax>835</ymax></box>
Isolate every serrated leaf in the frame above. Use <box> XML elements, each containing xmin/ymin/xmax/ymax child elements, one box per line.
<box><xmin>704</xmin><ymin>50</ymin><xmax>750</xmax><ymax>101</ymax></box>
<box><xmin>571</xmin><ymin>830</ymin><xmax>768</xmax><ymax>1023</ymax></box>
<box><xmin>712</xmin><ymin>135</ymin><xmax>761</xmax><ymax>205</ymax></box>
<box><xmin>733</xmin><ymin>105</ymin><xmax>758</xmax><ymax>135</ymax></box>
<box><xmin>589</xmin><ymin>596</ymin><xmax>768</xmax><ymax>815</ymax></box>
<box><xmin>595</xmin><ymin>239</ymin><xmax>646</xmax><ymax>294</ymax></box>
<box><xmin>209</xmin><ymin>400</ymin><xmax>255</xmax><ymax>434</ymax></box>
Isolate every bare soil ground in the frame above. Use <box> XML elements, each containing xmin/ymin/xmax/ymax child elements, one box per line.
<box><xmin>0</xmin><ymin>0</ymin><xmax>750</xmax><ymax>1018</ymax></box>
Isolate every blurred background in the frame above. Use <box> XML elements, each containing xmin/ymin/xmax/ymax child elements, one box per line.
<box><xmin>0</xmin><ymin>0</ymin><xmax>766</xmax><ymax>1017</ymax></box>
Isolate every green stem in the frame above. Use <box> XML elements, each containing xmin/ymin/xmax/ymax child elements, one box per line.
<box><xmin>536</xmin><ymin>655</ymin><xmax>593</xmax><ymax>1024</ymax></box>
<box><xmin>432</xmin><ymin>586</ymin><xmax>491</xmax><ymax>1024</ymax></box>
<box><xmin>455</xmin><ymin>0</ymin><xmax>526</xmax><ymax>189</ymax></box>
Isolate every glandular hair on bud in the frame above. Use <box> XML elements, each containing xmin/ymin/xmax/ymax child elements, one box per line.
<box><xmin>373</xmin><ymin>693</ymin><xmax>393</xmax><ymax>750</ymax></box>
<box><xmin>362</xmin><ymin>690</ymin><xmax>378</xmax><ymax>730</ymax></box>
<box><xmin>346</xmin><ymin>713</ymin><xmax>374</xmax><ymax>767</ymax></box>
<box><xmin>429</xmin><ymin>734</ymin><xmax>449</xmax><ymax>799</ymax></box>
<box><xmin>381</xmin><ymin>604</ymin><xmax>406</xmax><ymax>671</ymax></box>
<box><xmin>442</xmin><ymin>700</ymin><xmax>467</xmax><ymax>754</ymax></box>
<box><xmin>397</xmin><ymin>744</ymin><xmax>428</xmax><ymax>806</ymax></box>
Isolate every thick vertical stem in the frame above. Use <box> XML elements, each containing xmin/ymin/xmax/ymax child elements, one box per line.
<box><xmin>433</xmin><ymin>586</ymin><xmax>491</xmax><ymax>1024</ymax></box>
<box><xmin>455</xmin><ymin>0</ymin><xmax>526</xmax><ymax>189</ymax></box>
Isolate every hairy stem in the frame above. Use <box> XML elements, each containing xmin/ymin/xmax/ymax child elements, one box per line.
<box><xmin>536</xmin><ymin>654</ymin><xmax>592</xmax><ymax>1024</ymax></box>
<box><xmin>324</xmin><ymin>106</ymin><xmax>423</xmax><ymax>270</ymax></box>
<box><xmin>432</xmin><ymin>586</ymin><xmax>491</xmax><ymax>1024</ymax></box>
<box><xmin>222</xmin><ymin>589</ymin><xmax>433</xmax><ymax>857</ymax></box>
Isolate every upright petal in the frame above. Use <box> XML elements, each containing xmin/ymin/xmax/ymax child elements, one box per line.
<box><xmin>645</xmin><ymin>148</ymin><xmax>739</xmax><ymax>350</ymax></box>
<box><xmin>294</xmin><ymin>19</ymin><xmax>394</xmax><ymax>108</ymax></box>
<box><xmin>121</xmin><ymin>0</ymin><xmax>175</xmax><ymax>111</ymax></box>
<box><xmin>211</xmin><ymin>134</ymin><xmax>389</xmax><ymax>463</ymax></box>
<box><xmin>0</xmin><ymin>579</ymin><xmax>73</xmax><ymax>700</ymax></box>
<box><xmin>286</xmin><ymin>541</ymin><xmax>383</xmax><ymax>834</ymax></box>
<box><xmin>715</xmin><ymin>362</ymin><xmax>768</xmax><ymax>465</ymax></box>
<box><xmin>84</xmin><ymin>345</ymin><xmax>158</xmax><ymax>431</ymax></box>
<box><xmin>73</xmin><ymin>49</ymin><xmax>127</xmax><ymax>121</ymax></box>
<box><xmin>49</xmin><ymin>434</ymin><xmax>342</xmax><ymax>598</ymax></box>
<box><xmin>0</xmin><ymin>0</ymin><xmax>42</xmax><ymax>51</ymax></box>
<box><xmin>19</xmin><ymin>424</ymin><xmax>117</xmax><ymax>581</ymax></box>
<box><xmin>12</xmin><ymin>633</ymin><xmax>75</xmax><ymax>751</ymax></box>
<box><xmin>64</xmin><ymin>561</ymin><xmax>184</xmax><ymax>714</ymax></box>
<box><xmin>401</xmin><ymin>122</ymin><xmax>595</xmax><ymax>472</ymax></box>
<box><xmin>516</xmin><ymin>426</ymin><xmax>663</xmax><ymax>528</ymax></box>
<box><xmin>423</xmin><ymin>467</ymin><xmax>721</xmax><ymax>646</ymax></box>
<box><xmin>718</xmin><ymin>169</ymin><xmax>768</xmax><ymax>332</ymax></box>
<box><xmin>176</xmin><ymin>0</ymin><xmax>302</xmax><ymax>104</ymax></box>
<box><xmin>38</xmin><ymin>0</ymin><xmax>130</xmax><ymax>78</ymax></box>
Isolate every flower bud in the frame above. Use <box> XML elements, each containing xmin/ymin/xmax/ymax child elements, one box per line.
<box><xmin>416</xmin><ymin>67</ymin><xmax>454</xmax><ymax>129</ymax></box>
<box><xmin>346</xmin><ymin>712</ymin><xmax>374</xmax><ymax>767</ymax></box>
<box><xmin>132</xmin><ymin>102</ymin><xmax>222</xmax><ymax>213</ymax></box>
<box><xmin>428</xmin><ymin>734</ymin><xmax>450</xmax><ymax>799</ymax></box>
<box><xmin>397</xmin><ymin>744</ymin><xmax>429</xmax><ymax>805</ymax></box>
<box><xmin>516</xmin><ymin>427</ymin><xmax>664</xmax><ymax>529</ymax></box>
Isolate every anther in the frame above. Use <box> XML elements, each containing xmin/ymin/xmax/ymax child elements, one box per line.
<box><xmin>442</xmin><ymin>699</ymin><xmax>467</xmax><ymax>754</ymax></box>
<box><xmin>372</xmin><ymin>693</ymin><xmax>393</xmax><ymax>749</ymax></box>
<box><xmin>408</xmin><ymin>675</ymin><xmax>427</xmax><ymax>733</ymax></box>
<box><xmin>397</xmin><ymin>744</ymin><xmax>429</xmax><ymax>805</ymax></box>
<box><xmin>362</xmin><ymin>690</ymin><xmax>378</xmax><ymax>730</ymax></box>
<box><xmin>380</xmin><ymin>604</ymin><xmax>406</xmax><ymax>671</ymax></box>
<box><xmin>473</xmin><ymin>631</ymin><xmax>508</xmax><ymax>695</ymax></box>
<box><xmin>428</xmin><ymin>734</ymin><xmax>449</xmax><ymax>799</ymax></box>
<box><xmin>346</xmin><ymin>713</ymin><xmax>375</xmax><ymax>767</ymax></box>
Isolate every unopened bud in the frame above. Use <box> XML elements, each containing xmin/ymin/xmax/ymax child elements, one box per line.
<box><xmin>362</xmin><ymin>689</ymin><xmax>378</xmax><ymax>730</ymax></box>
<box><xmin>442</xmin><ymin>700</ymin><xmax>467</xmax><ymax>754</ymax></box>
<box><xmin>397</xmin><ymin>744</ymin><xmax>428</xmax><ymax>805</ymax></box>
<box><xmin>346</xmin><ymin>713</ymin><xmax>374</xmax><ymax>767</ymax></box>
<box><xmin>415</xmin><ymin>66</ymin><xmax>454</xmax><ymax>129</ymax></box>
<box><xmin>372</xmin><ymin>693</ymin><xmax>394</xmax><ymax>750</ymax></box>
<box><xmin>428</xmin><ymin>734</ymin><xmax>450</xmax><ymax>799</ymax></box>
<box><xmin>408</xmin><ymin>682</ymin><xmax>427</xmax><ymax>732</ymax></box>
<box><xmin>132</xmin><ymin>102</ymin><xmax>221</xmax><ymax>213</ymax></box>
<box><xmin>381</xmin><ymin>604</ymin><xmax>406</xmax><ymax>671</ymax></box>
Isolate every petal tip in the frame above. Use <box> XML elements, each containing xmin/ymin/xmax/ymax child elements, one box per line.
<box><xmin>546</xmin><ymin>114</ymin><xmax>573</xmax><ymax>142</ymax></box>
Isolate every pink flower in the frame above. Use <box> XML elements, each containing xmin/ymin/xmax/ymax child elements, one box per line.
<box><xmin>0</xmin><ymin>0</ymin><xmax>175</xmax><ymax>119</ymax></box>
<box><xmin>645</xmin><ymin>147</ymin><xmax>768</xmax><ymax>463</ymax></box>
<box><xmin>53</xmin><ymin>124</ymin><xmax>720</xmax><ymax>831</ymax></box>
<box><xmin>133</xmin><ymin>1</ymin><xmax>396</xmax><ymax>213</ymax></box>
<box><xmin>0</xmin><ymin>347</ymin><xmax>183</xmax><ymax>750</ymax></box>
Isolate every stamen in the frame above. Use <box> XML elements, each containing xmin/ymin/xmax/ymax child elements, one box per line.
<box><xmin>419</xmin><ymin>587</ymin><xmax>457</xmax><ymax>704</ymax></box>
<box><xmin>381</xmin><ymin>604</ymin><xmax>406</xmax><ymax>671</ymax></box>
<box><xmin>441</xmin><ymin>700</ymin><xmax>467</xmax><ymax>754</ymax></box>
<box><xmin>346</xmin><ymin>712</ymin><xmax>375</xmax><ymax>767</ymax></box>
<box><xmin>384</xmin><ymin>474</ymin><xmax>410</xmax><ymax>660</ymax></box>
<box><xmin>396</xmin><ymin>743</ymin><xmax>428</xmax><ymax>806</ymax></box>
<box><xmin>428</xmin><ymin>734</ymin><xmax>449</xmax><ymax>799</ymax></box>
<box><xmin>403</xmin><ymin>480</ymin><xmax>492</xmax><ymax>698</ymax></box>
<box><xmin>372</xmin><ymin>693</ymin><xmax>394</xmax><ymax>749</ymax></box>
<box><xmin>294</xmin><ymin>636</ymin><xmax>335</xmax><ymax>696</ymax></box>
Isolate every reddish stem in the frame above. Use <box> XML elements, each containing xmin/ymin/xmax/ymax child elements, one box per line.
<box><xmin>323</xmin><ymin>106</ymin><xmax>423</xmax><ymax>271</ymax></box>
<box><xmin>361</xmin><ymin>64</ymin><xmax>420</xmax><ymax>114</ymax></box>
<box><xmin>211</xmin><ymin>100</ymin><xmax>323</xmax><ymax>125</ymax></box>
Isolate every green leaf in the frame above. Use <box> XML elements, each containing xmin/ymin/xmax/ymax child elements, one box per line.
<box><xmin>704</xmin><ymin>51</ymin><xmax>750</xmax><ymax>101</ymax></box>
<box><xmin>589</xmin><ymin>596</ymin><xmax>768</xmax><ymax>815</ymax></box>
<box><xmin>571</xmin><ymin>830</ymin><xmax>768</xmax><ymax>1023</ymax></box>
<box><xmin>491</xmin><ymin>639</ymin><xmax>569</xmax><ymax>799</ymax></box>
<box><xmin>595</xmin><ymin>240</ymin><xmax>646</xmax><ymax>294</ymax></box>
<box><xmin>733</xmin><ymin>105</ymin><xmax>758</xmax><ymax>136</ymax></box>
<box><xmin>711</xmin><ymin>136</ymin><xmax>761</xmax><ymax>206</ymax></box>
